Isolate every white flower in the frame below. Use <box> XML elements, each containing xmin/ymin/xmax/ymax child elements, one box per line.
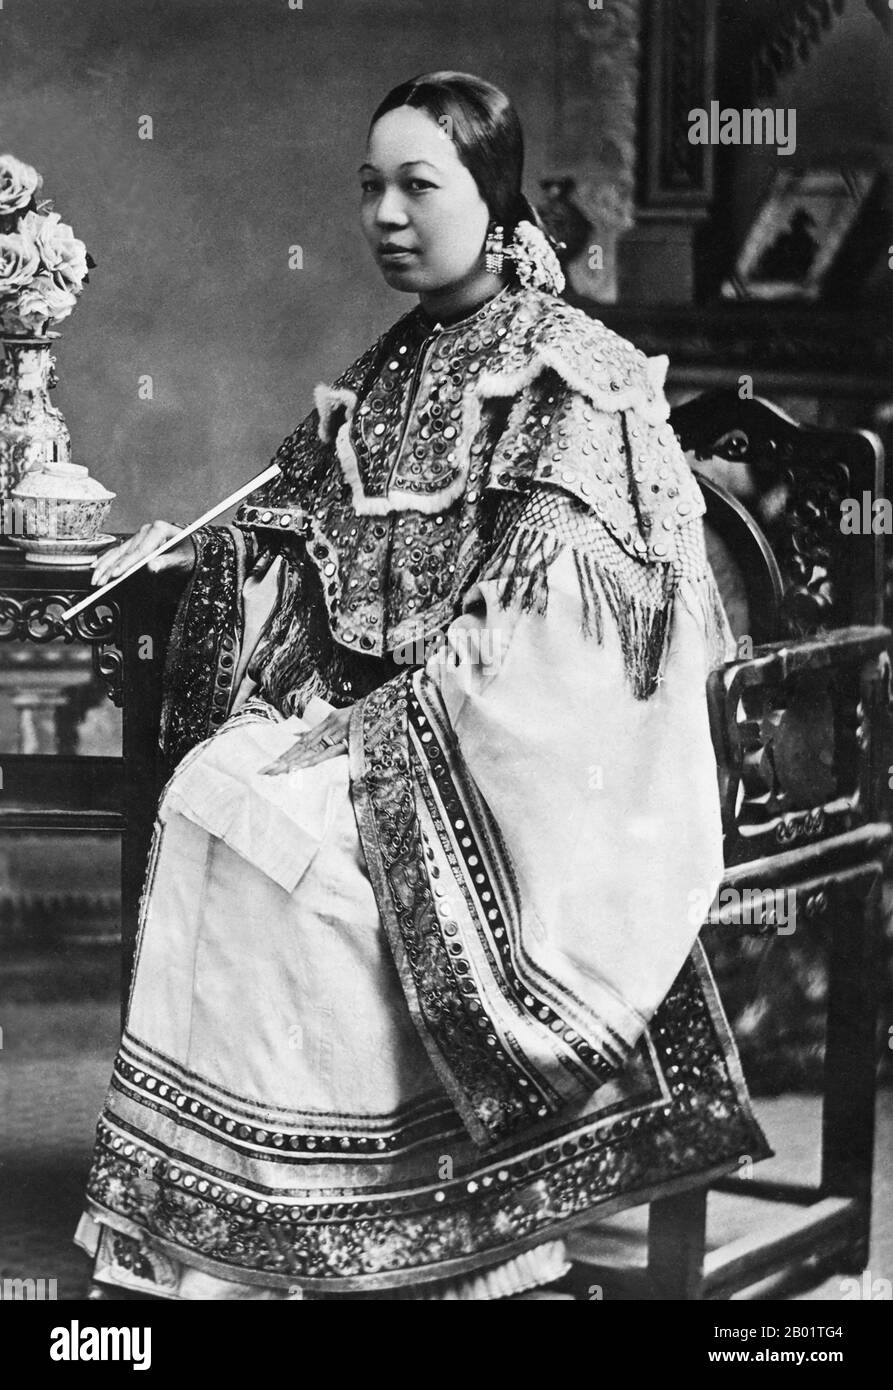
<box><xmin>2</xmin><ymin>272</ymin><xmax>77</xmax><ymax>332</ymax></box>
<box><xmin>508</xmin><ymin>220</ymin><xmax>565</xmax><ymax>295</ymax></box>
<box><xmin>0</xmin><ymin>154</ymin><xmax>42</xmax><ymax>217</ymax></box>
<box><xmin>23</xmin><ymin>210</ymin><xmax>89</xmax><ymax>292</ymax></box>
<box><xmin>0</xmin><ymin>231</ymin><xmax>40</xmax><ymax>295</ymax></box>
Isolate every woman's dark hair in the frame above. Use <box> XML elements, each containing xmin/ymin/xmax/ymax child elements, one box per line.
<box><xmin>370</xmin><ymin>71</ymin><xmax>532</xmax><ymax>237</ymax></box>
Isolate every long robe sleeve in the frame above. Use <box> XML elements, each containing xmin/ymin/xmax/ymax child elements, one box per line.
<box><xmin>159</xmin><ymin>523</ymin><xmax>254</xmax><ymax>764</ymax></box>
<box><xmin>347</xmin><ymin>359</ymin><xmax>738</xmax><ymax>1148</ymax></box>
<box><xmin>422</xmin><ymin>505</ymin><xmax>726</xmax><ymax>1044</ymax></box>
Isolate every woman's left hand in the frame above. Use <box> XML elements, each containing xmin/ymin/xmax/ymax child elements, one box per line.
<box><xmin>259</xmin><ymin>706</ymin><xmax>352</xmax><ymax>775</ymax></box>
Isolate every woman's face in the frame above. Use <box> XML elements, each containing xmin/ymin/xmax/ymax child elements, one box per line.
<box><xmin>360</xmin><ymin>105</ymin><xmax>491</xmax><ymax>294</ymax></box>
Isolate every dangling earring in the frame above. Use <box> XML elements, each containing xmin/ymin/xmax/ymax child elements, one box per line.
<box><xmin>485</xmin><ymin>223</ymin><xmax>505</xmax><ymax>275</ymax></box>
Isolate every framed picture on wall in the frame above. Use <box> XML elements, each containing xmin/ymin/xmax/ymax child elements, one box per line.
<box><xmin>721</xmin><ymin>168</ymin><xmax>877</xmax><ymax>301</ymax></box>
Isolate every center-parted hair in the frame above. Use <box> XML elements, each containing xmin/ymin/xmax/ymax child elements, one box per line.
<box><xmin>370</xmin><ymin>71</ymin><xmax>530</xmax><ymax>236</ymax></box>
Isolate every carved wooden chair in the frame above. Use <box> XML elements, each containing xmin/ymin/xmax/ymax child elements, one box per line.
<box><xmin>562</xmin><ymin>388</ymin><xmax>891</xmax><ymax>1298</ymax></box>
<box><xmin>18</xmin><ymin>387</ymin><xmax>883</xmax><ymax>1300</ymax></box>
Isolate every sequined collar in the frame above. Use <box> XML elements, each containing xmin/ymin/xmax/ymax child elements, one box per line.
<box><xmin>322</xmin><ymin>283</ymin><xmax>524</xmax><ymax>516</ymax></box>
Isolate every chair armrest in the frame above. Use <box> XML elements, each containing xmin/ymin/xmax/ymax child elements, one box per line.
<box><xmin>707</xmin><ymin>624</ymin><xmax>892</xmax><ymax>868</ymax></box>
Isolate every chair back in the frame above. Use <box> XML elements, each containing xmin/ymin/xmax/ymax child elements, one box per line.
<box><xmin>671</xmin><ymin>388</ymin><xmax>884</xmax><ymax>636</ymax></box>
<box><xmin>670</xmin><ymin>388</ymin><xmax>889</xmax><ymax>866</ymax></box>
<box><xmin>695</xmin><ymin>471</ymin><xmax>784</xmax><ymax>647</ymax></box>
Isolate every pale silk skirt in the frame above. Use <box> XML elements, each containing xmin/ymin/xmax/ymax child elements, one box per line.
<box><xmin>76</xmin><ymin>698</ymin><xmax>569</xmax><ymax>1299</ymax></box>
<box><xmin>77</xmin><ymin>556</ymin><xmax>766</xmax><ymax>1295</ymax></box>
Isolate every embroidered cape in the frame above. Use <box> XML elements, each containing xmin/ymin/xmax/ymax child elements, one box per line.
<box><xmin>160</xmin><ymin>284</ymin><xmax>727</xmax><ymax>766</ymax></box>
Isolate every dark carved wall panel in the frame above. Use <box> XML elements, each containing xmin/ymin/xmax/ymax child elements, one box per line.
<box><xmin>640</xmin><ymin>0</ymin><xmax>716</xmax><ymax>208</ymax></box>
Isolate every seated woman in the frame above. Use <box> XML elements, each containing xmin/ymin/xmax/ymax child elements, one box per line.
<box><xmin>77</xmin><ymin>71</ymin><xmax>768</xmax><ymax>1300</ymax></box>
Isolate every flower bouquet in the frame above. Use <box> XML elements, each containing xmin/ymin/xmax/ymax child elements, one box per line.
<box><xmin>0</xmin><ymin>153</ymin><xmax>94</xmax><ymax>335</ymax></box>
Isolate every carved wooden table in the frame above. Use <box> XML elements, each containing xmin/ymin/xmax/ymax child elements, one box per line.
<box><xmin>0</xmin><ymin>545</ymin><xmax>166</xmax><ymax>1009</ymax></box>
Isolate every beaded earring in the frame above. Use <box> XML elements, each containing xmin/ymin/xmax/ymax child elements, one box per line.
<box><xmin>485</xmin><ymin>223</ymin><xmax>505</xmax><ymax>275</ymax></box>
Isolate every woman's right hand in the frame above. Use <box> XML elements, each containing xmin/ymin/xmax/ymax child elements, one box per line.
<box><xmin>91</xmin><ymin>520</ymin><xmax>197</xmax><ymax>587</ymax></box>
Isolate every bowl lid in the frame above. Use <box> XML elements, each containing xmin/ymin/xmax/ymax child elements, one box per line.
<box><xmin>11</xmin><ymin>466</ymin><xmax>115</xmax><ymax>502</ymax></box>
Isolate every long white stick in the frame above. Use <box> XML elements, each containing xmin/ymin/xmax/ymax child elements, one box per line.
<box><xmin>59</xmin><ymin>460</ymin><xmax>282</xmax><ymax>621</ymax></box>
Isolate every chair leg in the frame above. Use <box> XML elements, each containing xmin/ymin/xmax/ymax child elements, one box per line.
<box><xmin>821</xmin><ymin>866</ymin><xmax>883</xmax><ymax>1273</ymax></box>
<box><xmin>647</xmin><ymin>1186</ymin><xmax>708</xmax><ymax>1299</ymax></box>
